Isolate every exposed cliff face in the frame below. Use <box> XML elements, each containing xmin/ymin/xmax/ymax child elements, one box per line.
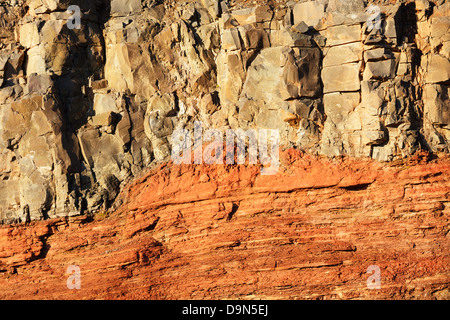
<box><xmin>0</xmin><ymin>150</ymin><xmax>449</xmax><ymax>299</ymax></box>
<box><xmin>0</xmin><ymin>0</ymin><xmax>449</xmax><ymax>300</ymax></box>
<box><xmin>0</xmin><ymin>0</ymin><xmax>448</xmax><ymax>223</ymax></box>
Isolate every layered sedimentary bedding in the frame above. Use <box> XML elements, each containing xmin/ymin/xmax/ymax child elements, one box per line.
<box><xmin>0</xmin><ymin>0</ymin><xmax>449</xmax><ymax>299</ymax></box>
<box><xmin>0</xmin><ymin>150</ymin><xmax>449</xmax><ymax>299</ymax></box>
<box><xmin>0</xmin><ymin>0</ymin><xmax>449</xmax><ymax>222</ymax></box>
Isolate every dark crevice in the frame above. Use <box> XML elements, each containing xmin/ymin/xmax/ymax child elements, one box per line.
<box><xmin>340</xmin><ymin>183</ymin><xmax>372</xmax><ymax>191</ymax></box>
<box><xmin>227</xmin><ymin>203</ymin><xmax>239</xmax><ymax>221</ymax></box>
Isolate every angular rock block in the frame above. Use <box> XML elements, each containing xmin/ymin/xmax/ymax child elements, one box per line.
<box><xmin>426</xmin><ymin>54</ymin><xmax>450</xmax><ymax>84</ymax></box>
<box><xmin>322</xmin><ymin>63</ymin><xmax>361</xmax><ymax>93</ymax></box>
<box><xmin>111</xmin><ymin>0</ymin><xmax>141</xmax><ymax>16</ymax></box>
<box><xmin>293</xmin><ymin>1</ymin><xmax>325</xmax><ymax>28</ymax></box>
<box><xmin>363</xmin><ymin>59</ymin><xmax>397</xmax><ymax>80</ymax></box>
<box><xmin>423</xmin><ymin>84</ymin><xmax>449</xmax><ymax>126</ymax></box>
<box><xmin>323</xmin><ymin>42</ymin><xmax>362</xmax><ymax>67</ymax></box>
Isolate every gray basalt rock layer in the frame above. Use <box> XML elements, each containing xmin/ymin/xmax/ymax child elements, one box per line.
<box><xmin>0</xmin><ymin>0</ymin><xmax>448</xmax><ymax>223</ymax></box>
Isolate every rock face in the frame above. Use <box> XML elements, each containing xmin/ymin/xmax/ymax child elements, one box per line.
<box><xmin>0</xmin><ymin>0</ymin><xmax>448</xmax><ymax>223</ymax></box>
<box><xmin>0</xmin><ymin>150</ymin><xmax>449</xmax><ymax>299</ymax></box>
<box><xmin>0</xmin><ymin>0</ymin><xmax>448</xmax><ymax>300</ymax></box>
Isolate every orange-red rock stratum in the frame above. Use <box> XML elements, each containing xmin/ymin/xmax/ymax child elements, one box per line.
<box><xmin>0</xmin><ymin>149</ymin><xmax>449</xmax><ymax>300</ymax></box>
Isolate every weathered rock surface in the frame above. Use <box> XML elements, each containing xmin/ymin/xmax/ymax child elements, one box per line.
<box><xmin>0</xmin><ymin>150</ymin><xmax>448</xmax><ymax>299</ymax></box>
<box><xmin>0</xmin><ymin>0</ymin><xmax>449</xmax><ymax>300</ymax></box>
<box><xmin>0</xmin><ymin>0</ymin><xmax>448</xmax><ymax>223</ymax></box>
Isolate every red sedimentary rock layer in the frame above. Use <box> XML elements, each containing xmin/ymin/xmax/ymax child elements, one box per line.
<box><xmin>0</xmin><ymin>149</ymin><xmax>449</xmax><ymax>299</ymax></box>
